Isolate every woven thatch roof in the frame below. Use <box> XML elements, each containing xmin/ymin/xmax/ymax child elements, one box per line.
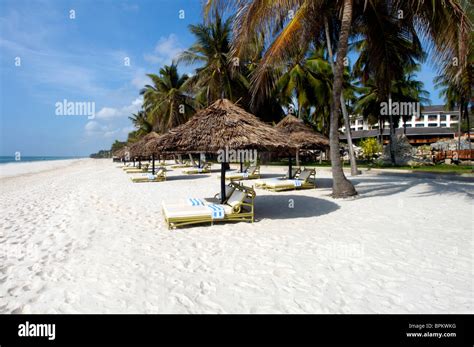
<box><xmin>128</xmin><ymin>132</ymin><xmax>160</xmax><ymax>157</ymax></box>
<box><xmin>276</xmin><ymin>115</ymin><xmax>329</xmax><ymax>150</ymax></box>
<box><xmin>113</xmin><ymin>146</ymin><xmax>129</xmax><ymax>158</ymax></box>
<box><xmin>146</xmin><ymin>99</ymin><xmax>295</xmax><ymax>154</ymax></box>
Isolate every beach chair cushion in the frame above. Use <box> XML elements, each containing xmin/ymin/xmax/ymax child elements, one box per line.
<box><xmin>226</xmin><ymin>190</ymin><xmax>246</xmax><ymax>208</ymax></box>
<box><xmin>162</xmin><ymin>204</ymin><xmax>232</xmax><ymax>219</ymax></box>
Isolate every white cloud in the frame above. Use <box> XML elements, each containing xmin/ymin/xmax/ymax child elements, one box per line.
<box><xmin>95</xmin><ymin>97</ymin><xmax>143</xmax><ymax>120</ymax></box>
<box><xmin>144</xmin><ymin>34</ymin><xmax>183</xmax><ymax>65</ymax></box>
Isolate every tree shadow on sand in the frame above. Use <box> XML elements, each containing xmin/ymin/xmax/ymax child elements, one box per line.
<box><xmin>255</xmin><ymin>194</ymin><xmax>339</xmax><ymax>220</ymax></box>
<box><xmin>166</xmin><ymin>174</ymin><xmax>212</xmax><ymax>181</ymax></box>
<box><xmin>347</xmin><ymin>175</ymin><xmax>474</xmax><ymax>199</ymax></box>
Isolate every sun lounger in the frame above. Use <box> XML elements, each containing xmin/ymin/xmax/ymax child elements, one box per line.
<box><xmin>254</xmin><ymin>168</ymin><xmax>316</xmax><ymax>191</ymax></box>
<box><xmin>223</xmin><ymin>165</ymin><xmax>260</xmax><ymax>181</ymax></box>
<box><xmin>170</xmin><ymin>159</ymin><xmax>192</xmax><ymax>168</ymax></box>
<box><xmin>130</xmin><ymin>169</ymin><xmax>166</xmax><ymax>183</ymax></box>
<box><xmin>182</xmin><ymin>162</ymin><xmax>211</xmax><ymax>174</ymax></box>
<box><xmin>285</xmin><ymin>167</ymin><xmax>302</xmax><ymax>179</ymax></box>
<box><xmin>162</xmin><ymin>183</ymin><xmax>255</xmax><ymax>229</ymax></box>
<box><xmin>123</xmin><ymin>163</ymin><xmax>151</xmax><ymax>173</ymax></box>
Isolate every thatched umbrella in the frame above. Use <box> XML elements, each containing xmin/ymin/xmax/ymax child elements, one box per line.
<box><xmin>114</xmin><ymin>146</ymin><xmax>130</xmax><ymax>162</ymax></box>
<box><xmin>128</xmin><ymin>132</ymin><xmax>161</xmax><ymax>173</ymax></box>
<box><xmin>146</xmin><ymin>99</ymin><xmax>295</xmax><ymax>202</ymax></box>
<box><xmin>276</xmin><ymin>114</ymin><xmax>329</xmax><ymax>175</ymax></box>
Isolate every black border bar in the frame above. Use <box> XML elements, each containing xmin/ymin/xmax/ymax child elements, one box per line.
<box><xmin>1</xmin><ymin>314</ymin><xmax>473</xmax><ymax>345</ymax></box>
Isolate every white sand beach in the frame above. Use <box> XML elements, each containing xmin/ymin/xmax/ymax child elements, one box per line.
<box><xmin>0</xmin><ymin>159</ymin><xmax>472</xmax><ymax>313</ymax></box>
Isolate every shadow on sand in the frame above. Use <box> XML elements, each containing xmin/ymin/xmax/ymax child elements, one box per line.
<box><xmin>324</xmin><ymin>174</ymin><xmax>474</xmax><ymax>199</ymax></box>
<box><xmin>255</xmin><ymin>194</ymin><xmax>339</xmax><ymax>220</ymax></box>
<box><xmin>166</xmin><ymin>174</ymin><xmax>211</xmax><ymax>181</ymax></box>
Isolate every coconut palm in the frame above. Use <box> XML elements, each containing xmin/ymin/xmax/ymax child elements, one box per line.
<box><xmin>141</xmin><ymin>64</ymin><xmax>197</xmax><ymax>133</ymax></box>
<box><xmin>205</xmin><ymin>0</ymin><xmax>470</xmax><ymax>197</ymax></box>
<box><xmin>128</xmin><ymin>111</ymin><xmax>153</xmax><ymax>139</ymax></box>
<box><xmin>177</xmin><ymin>11</ymin><xmax>249</xmax><ymax>106</ymax></box>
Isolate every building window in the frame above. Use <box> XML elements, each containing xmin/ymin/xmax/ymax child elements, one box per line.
<box><xmin>415</xmin><ymin>116</ymin><xmax>423</xmax><ymax>122</ymax></box>
<box><xmin>451</xmin><ymin>115</ymin><xmax>458</xmax><ymax>121</ymax></box>
<box><xmin>405</xmin><ymin>124</ymin><xmax>412</xmax><ymax>127</ymax></box>
<box><xmin>440</xmin><ymin>123</ymin><xmax>447</xmax><ymax>127</ymax></box>
<box><xmin>440</xmin><ymin>115</ymin><xmax>446</xmax><ymax>121</ymax></box>
<box><xmin>428</xmin><ymin>123</ymin><xmax>438</xmax><ymax>127</ymax></box>
<box><xmin>427</xmin><ymin>115</ymin><xmax>438</xmax><ymax>121</ymax></box>
<box><xmin>415</xmin><ymin>124</ymin><xmax>424</xmax><ymax>127</ymax></box>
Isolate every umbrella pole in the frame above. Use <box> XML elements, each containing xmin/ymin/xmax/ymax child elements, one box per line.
<box><xmin>220</xmin><ymin>162</ymin><xmax>226</xmax><ymax>204</ymax></box>
<box><xmin>288</xmin><ymin>155</ymin><xmax>293</xmax><ymax>179</ymax></box>
<box><xmin>133</xmin><ymin>158</ymin><xmax>136</xmax><ymax>167</ymax></box>
<box><xmin>199</xmin><ymin>154</ymin><xmax>201</xmax><ymax>168</ymax></box>
<box><xmin>240</xmin><ymin>152</ymin><xmax>243</xmax><ymax>172</ymax></box>
<box><xmin>152</xmin><ymin>154</ymin><xmax>155</xmax><ymax>175</ymax></box>
<box><xmin>138</xmin><ymin>157</ymin><xmax>141</xmax><ymax>169</ymax></box>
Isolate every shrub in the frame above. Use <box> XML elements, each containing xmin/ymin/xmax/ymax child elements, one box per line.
<box><xmin>360</xmin><ymin>137</ymin><xmax>382</xmax><ymax>162</ymax></box>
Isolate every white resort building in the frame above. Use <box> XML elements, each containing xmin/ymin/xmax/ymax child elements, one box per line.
<box><xmin>343</xmin><ymin>105</ymin><xmax>459</xmax><ymax>131</ymax></box>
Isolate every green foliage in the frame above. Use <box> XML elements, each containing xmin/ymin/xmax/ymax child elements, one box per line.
<box><xmin>111</xmin><ymin>140</ymin><xmax>127</xmax><ymax>153</ymax></box>
<box><xmin>90</xmin><ymin>150</ymin><xmax>111</xmax><ymax>158</ymax></box>
<box><xmin>360</xmin><ymin>137</ymin><xmax>382</xmax><ymax>161</ymax></box>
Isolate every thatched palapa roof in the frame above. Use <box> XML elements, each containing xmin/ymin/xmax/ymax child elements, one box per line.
<box><xmin>146</xmin><ymin>99</ymin><xmax>295</xmax><ymax>154</ymax></box>
<box><xmin>114</xmin><ymin>146</ymin><xmax>129</xmax><ymax>158</ymax></box>
<box><xmin>128</xmin><ymin>132</ymin><xmax>160</xmax><ymax>157</ymax></box>
<box><xmin>276</xmin><ymin>115</ymin><xmax>329</xmax><ymax>150</ymax></box>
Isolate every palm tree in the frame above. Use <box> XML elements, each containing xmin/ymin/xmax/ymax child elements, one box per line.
<box><xmin>177</xmin><ymin>11</ymin><xmax>249</xmax><ymax>106</ymax></box>
<box><xmin>276</xmin><ymin>48</ymin><xmax>334</xmax><ymax>120</ymax></box>
<box><xmin>141</xmin><ymin>64</ymin><xmax>197</xmax><ymax>133</ymax></box>
<box><xmin>205</xmin><ymin>0</ymin><xmax>471</xmax><ymax>197</ymax></box>
<box><xmin>392</xmin><ymin>65</ymin><xmax>430</xmax><ymax>134</ymax></box>
<box><xmin>128</xmin><ymin>110</ymin><xmax>153</xmax><ymax>139</ymax></box>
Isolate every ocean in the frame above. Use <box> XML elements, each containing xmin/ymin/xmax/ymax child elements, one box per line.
<box><xmin>0</xmin><ymin>156</ymin><xmax>85</xmax><ymax>164</ymax></box>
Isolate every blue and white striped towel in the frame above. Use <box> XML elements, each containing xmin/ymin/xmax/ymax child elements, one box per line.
<box><xmin>188</xmin><ymin>198</ymin><xmax>205</xmax><ymax>206</ymax></box>
<box><xmin>197</xmin><ymin>168</ymin><xmax>203</xmax><ymax>173</ymax></box>
<box><xmin>208</xmin><ymin>204</ymin><xmax>225</xmax><ymax>219</ymax></box>
<box><xmin>242</xmin><ymin>172</ymin><xmax>249</xmax><ymax>178</ymax></box>
<box><xmin>293</xmin><ymin>179</ymin><xmax>302</xmax><ymax>187</ymax></box>
<box><xmin>147</xmin><ymin>173</ymin><xmax>156</xmax><ymax>180</ymax></box>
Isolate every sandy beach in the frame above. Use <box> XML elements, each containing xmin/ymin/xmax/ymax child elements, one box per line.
<box><xmin>0</xmin><ymin>159</ymin><xmax>472</xmax><ymax>313</ymax></box>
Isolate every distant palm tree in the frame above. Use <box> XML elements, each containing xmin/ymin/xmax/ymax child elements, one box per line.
<box><xmin>141</xmin><ymin>64</ymin><xmax>197</xmax><ymax>133</ymax></box>
<box><xmin>128</xmin><ymin>111</ymin><xmax>153</xmax><ymax>140</ymax></box>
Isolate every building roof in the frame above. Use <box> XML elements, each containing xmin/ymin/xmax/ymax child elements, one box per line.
<box><xmin>421</xmin><ymin>105</ymin><xmax>459</xmax><ymax>113</ymax></box>
<box><xmin>340</xmin><ymin>127</ymin><xmax>456</xmax><ymax>140</ymax></box>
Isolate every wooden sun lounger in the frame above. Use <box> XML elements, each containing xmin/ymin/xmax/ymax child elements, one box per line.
<box><xmin>182</xmin><ymin>162</ymin><xmax>211</xmax><ymax>174</ymax></box>
<box><xmin>254</xmin><ymin>168</ymin><xmax>316</xmax><ymax>191</ymax></box>
<box><xmin>170</xmin><ymin>159</ymin><xmax>192</xmax><ymax>168</ymax></box>
<box><xmin>162</xmin><ymin>183</ymin><xmax>255</xmax><ymax>229</ymax></box>
<box><xmin>124</xmin><ymin>163</ymin><xmax>151</xmax><ymax>173</ymax></box>
<box><xmin>224</xmin><ymin>165</ymin><xmax>260</xmax><ymax>181</ymax></box>
<box><xmin>130</xmin><ymin>169</ymin><xmax>166</xmax><ymax>183</ymax></box>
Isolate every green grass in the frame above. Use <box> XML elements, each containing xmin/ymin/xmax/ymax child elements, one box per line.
<box><xmin>263</xmin><ymin>161</ymin><xmax>473</xmax><ymax>174</ymax></box>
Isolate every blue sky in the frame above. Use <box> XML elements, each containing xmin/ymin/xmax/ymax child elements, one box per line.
<box><xmin>0</xmin><ymin>0</ymin><xmax>445</xmax><ymax>156</ymax></box>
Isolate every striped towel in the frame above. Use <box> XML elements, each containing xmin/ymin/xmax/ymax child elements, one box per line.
<box><xmin>208</xmin><ymin>204</ymin><xmax>225</xmax><ymax>219</ymax></box>
<box><xmin>188</xmin><ymin>198</ymin><xmax>205</xmax><ymax>206</ymax></box>
<box><xmin>147</xmin><ymin>173</ymin><xmax>156</xmax><ymax>180</ymax></box>
<box><xmin>197</xmin><ymin>168</ymin><xmax>203</xmax><ymax>173</ymax></box>
<box><xmin>293</xmin><ymin>179</ymin><xmax>302</xmax><ymax>187</ymax></box>
<box><xmin>242</xmin><ymin>172</ymin><xmax>249</xmax><ymax>178</ymax></box>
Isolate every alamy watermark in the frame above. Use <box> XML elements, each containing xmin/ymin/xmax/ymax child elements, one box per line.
<box><xmin>380</xmin><ymin>98</ymin><xmax>420</xmax><ymax>117</ymax></box>
<box><xmin>55</xmin><ymin>99</ymin><xmax>95</xmax><ymax>119</ymax></box>
<box><xmin>217</xmin><ymin>146</ymin><xmax>258</xmax><ymax>164</ymax></box>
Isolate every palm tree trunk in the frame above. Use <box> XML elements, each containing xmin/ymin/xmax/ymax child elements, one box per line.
<box><xmin>465</xmin><ymin>102</ymin><xmax>471</xmax><ymax>152</ymax></box>
<box><xmin>458</xmin><ymin>99</ymin><xmax>462</xmax><ymax>150</ymax></box>
<box><xmin>324</xmin><ymin>18</ymin><xmax>359</xmax><ymax>176</ymax></box>
<box><xmin>328</xmin><ymin>0</ymin><xmax>357</xmax><ymax>198</ymax></box>
<box><xmin>388</xmin><ymin>93</ymin><xmax>396</xmax><ymax>165</ymax></box>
